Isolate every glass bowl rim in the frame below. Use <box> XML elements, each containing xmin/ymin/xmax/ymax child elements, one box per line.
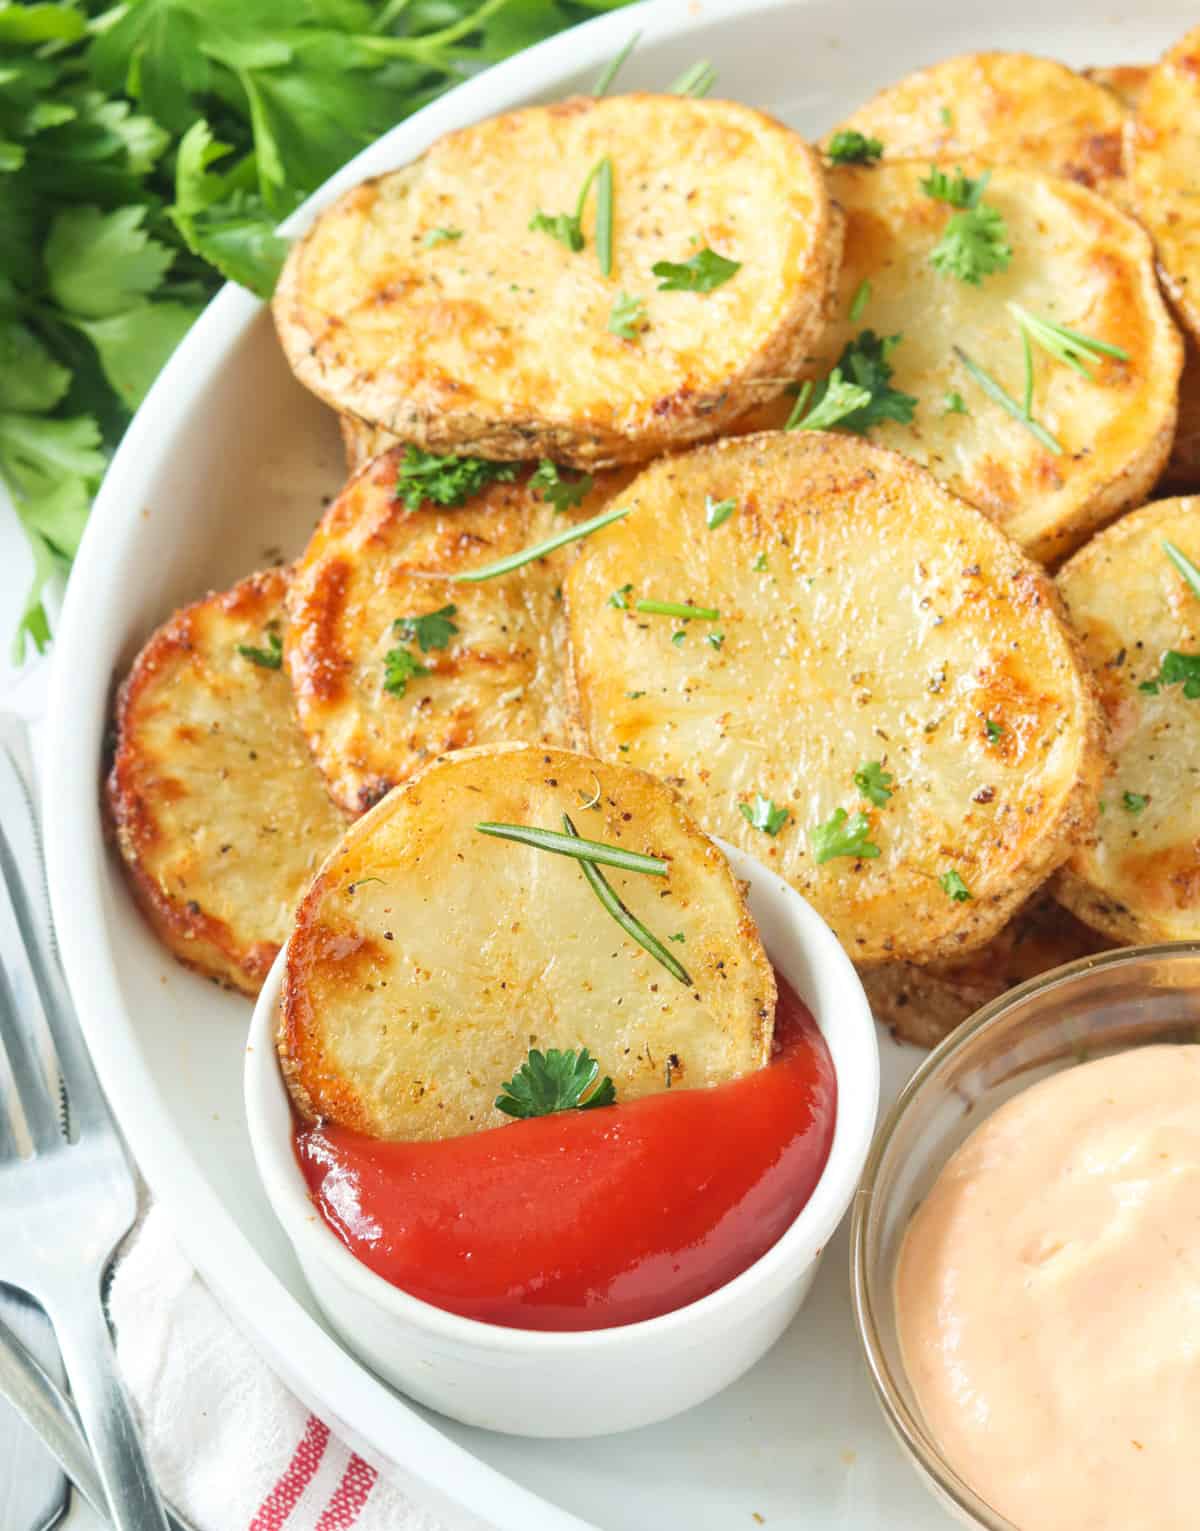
<box><xmin>849</xmin><ymin>939</ymin><xmax>1200</xmax><ymax>1530</ymax></box>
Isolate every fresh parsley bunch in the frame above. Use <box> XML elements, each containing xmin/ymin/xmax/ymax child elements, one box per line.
<box><xmin>0</xmin><ymin>0</ymin><xmax>632</xmax><ymax>660</ymax></box>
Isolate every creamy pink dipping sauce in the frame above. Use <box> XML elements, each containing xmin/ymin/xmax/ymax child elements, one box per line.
<box><xmin>896</xmin><ymin>1045</ymin><xmax>1200</xmax><ymax>1531</ymax></box>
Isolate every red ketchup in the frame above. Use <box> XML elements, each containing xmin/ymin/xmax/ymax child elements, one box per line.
<box><xmin>295</xmin><ymin>977</ymin><xmax>836</xmax><ymax>1331</ymax></box>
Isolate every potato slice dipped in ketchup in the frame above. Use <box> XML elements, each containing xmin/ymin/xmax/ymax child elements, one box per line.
<box><xmin>281</xmin><ymin>744</ymin><xmax>837</xmax><ymax>1330</ymax></box>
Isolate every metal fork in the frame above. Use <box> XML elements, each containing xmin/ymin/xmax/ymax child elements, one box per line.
<box><xmin>0</xmin><ymin>727</ymin><xmax>170</xmax><ymax>1531</ymax></box>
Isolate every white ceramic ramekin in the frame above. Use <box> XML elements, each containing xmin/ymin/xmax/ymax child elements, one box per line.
<box><xmin>244</xmin><ymin>839</ymin><xmax>878</xmax><ymax>1439</ymax></box>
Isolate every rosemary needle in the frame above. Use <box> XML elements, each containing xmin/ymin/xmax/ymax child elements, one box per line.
<box><xmin>452</xmin><ymin>504</ymin><xmax>629</xmax><ymax>582</ymax></box>
<box><xmin>475</xmin><ymin>821</ymin><xmax>667</xmax><ymax>876</ymax></box>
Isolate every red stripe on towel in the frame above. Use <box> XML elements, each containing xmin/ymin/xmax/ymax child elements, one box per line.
<box><xmin>249</xmin><ymin>1415</ymin><xmax>331</xmax><ymax>1530</ymax></box>
<box><xmin>314</xmin><ymin>1454</ymin><xmax>378</xmax><ymax>1530</ymax></box>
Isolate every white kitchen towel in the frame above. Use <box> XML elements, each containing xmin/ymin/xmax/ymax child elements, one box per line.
<box><xmin>108</xmin><ymin>1206</ymin><xmax>455</xmax><ymax>1531</ymax></box>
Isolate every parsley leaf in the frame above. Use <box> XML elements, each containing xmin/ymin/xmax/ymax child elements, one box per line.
<box><xmin>609</xmin><ymin>291</ymin><xmax>646</xmax><ymax>341</ymax></box>
<box><xmin>495</xmin><ymin>1047</ymin><xmax>615</xmax><ymax>1119</ymax></box>
<box><xmin>237</xmin><ymin>629</ymin><xmax>283</xmax><ymax>669</ymax></box>
<box><xmin>986</xmin><ymin>719</ymin><xmax>1005</xmax><ymax>744</ymax></box>
<box><xmin>921</xmin><ymin>165</ymin><xmax>990</xmax><ymax>209</ymax></box>
<box><xmin>752</xmin><ymin>552</ymin><xmax>769</xmax><ymax>573</ymax></box>
<box><xmin>1122</xmin><ymin>791</ymin><xmax>1148</xmax><ymax>815</ymax></box>
<box><xmin>652</xmin><ymin>248</ymin><xmax>741</xmax><ymax>293</ymax></box>
<box><xmin>810</xmin><ymin>808</ymin><xmax>880</xmax><ymax>864</ymax></box>
<box><xmin>529</xmin><ymin>459</ymin><xmax>593</xmax><ymax>512</ymax></box>
<box><xmin>1157</xmin><ymin>650</ymin><xmax>1200</xmax><ymax>699</ymax></box>
<box><xmin>939</xmin><ymin>870</ymin><xmax>972</xmax><ymax>902</ymax></box>
<box><xmin>827</xmin><ymin>129</ymin><xmax>883</xmax><ymax>165</ymax></box>
<box><xmin>395</xmin><ymin>447</ymin><xmax>517</xmax><ymax>511</ymax></box>
<box><xmin>853</xmin><ymin>761</ymin><xmax>894</xmax><ymax>807</ymax></box>
<box><xmin>739</xmin><ymin>792</ymin><xmax>790</xmax><ymax>836</ymax></box>
<box><xmin>530</xmin><ymin>156</ymin><xmax>609</xmax><ymax>263</ymax></box>
<box><xmin>44</xmin><ymin>205</ymin><xmax>173</xmax><ymax>320</ymax></box>
<box><xmin>383</xmin><ymin>644</ymin><xmax>430</xmax><ymax>697</ymax></box>
<box><xmin>609</xmin><ymin>583</ymin><xmax>633</xmax><ymax>609</ymax></box>
<box><xmin>705</xmin><ymin>495</ymin><xmax>736</xmax><ymax>529</ymax></box>
<box><xmin>424</xmin><ymin>227</ymin><xmax>462</xmax><ymax>247</ymax></box>
<box><xmin>943</xmin><ymin>390</ymin><xmax>968</xmax><ymax>415</ymax></box>
<box><xmin>930</xmin><ymin>203</ymin><xmax>1012</xmax><ymax>286</ymax></box>
<box><xmin>393</xmin><ymin>604</ymin><xmax>458</xmax><ymax>654</ymax></box>
<box><xmin>788</xmin><ymin>330</ymin><xmax>917</xmax><ymax>434</ymax></box>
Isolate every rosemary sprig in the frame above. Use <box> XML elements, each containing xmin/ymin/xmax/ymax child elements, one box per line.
<box><xmin>595</xmin><ymin>156</ymin><xmax>614</xmax><ymax>279</ymax></box>
<box><xmin>634</xmin><ymin>599</ymin><xmax>720</xmax><ymax>620</ymax></box>
<box><xmin>563</xmin><ymin>814</ymin><xmax>692</xmax><ymax>986</ymax></box>
<box><xmin>475</xmin><ymin>821</ymin><xmax>667</xmax><ymax>877</ymax></box>
<box><xmin>451</xmin><ymin>504</ymin><xmax>629</xmax><ymax>583</ymax></box>
<box><xmin>953</xmin><ymin>346</ymin><xmax>1063</xmax><ymax>456</ymax></box>
<box><xmin>669</xmin><ymin>59</ymin><xmax>717</xmax><ymax>97</ymax></box>
<box><xmin>1164</xmin><ymin>540</ymin><xmax>1200</xmax><ymax>602</ymax></box>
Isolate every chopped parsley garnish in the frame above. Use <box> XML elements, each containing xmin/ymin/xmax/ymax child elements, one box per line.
<box><xmin>921</xmin><ymin>165</ymin><xmax>990</xmax><ymax>209</ymax></box>
<box><xmin>953</xmin><ymin>347</ymin><xmax>1063</xmax><ymax>456</ymax></box>
<box><xmin>810</xmin><ymin>808</ymin><xmax>880</xmax><ymax>864</ymax></box>
<box><xmin>652</xmin><ymin>248</ymin><xmax>740</xmax><ymax>293</ymax></box>
<box><xmin>609</xmin><ymin>583</ymin><xmax>633</xmax><ymax>609</ymax></box>
<box><xmin>529</xmin><ymin>460</ymin><xmax>594</xmax><ymax>512</ymax></box>
<box><xmin>707</xmin><ymin>631</ymin><xmax>725</xmax><ymax>650</ymax></box>
<box><xmin>562</xmin><ymin>813</ymin><xmax>691</xmax><ymax>985</ymax></box>
<box><xmin>395</xmin><ymin>447</ymin><xmax>517</xmax><ymax>511</ymax></box>
<box><xmin>1008</xmin><ymin>303</ymin><xmax>1129</xmax><ymax>379</ymax></box>
<box><xmin>827</xmin><ymin>129</ymin><xmax>884</xmax><ymax>165</ymax></box>
<box><xmin>423</xmin><ymin>227</ymin><xmax>462</xmax><ymax>248</ymax></box>
<box><xmin>382</xmin><ymin>644</ymin><xmax>429</xmax><ymax>697</ymax></box>
<box><xmin>671</xmin><ymin>630</ymin><xmax>687</xmax><ymax>647</ymax></box>
<box><xmin>495</xmin><ymin>1047</ymin><xmax>615</xmax><ymax>1119</ymax></box>
<box><xmin>453</xmin><ymin>505</ymin><xmax>630</xmax><ymax>583</ymax></box>
<box><xmin>392</xmin><ymin>604</ymin><xmax>457</xmax><ymax>654</ymax></box>
<box><xmin>609</xmin><ymin>291</ymin><xmax>646</xmax><ymax>341</ymax></box>
<box><xmin>939</xmin><ymin>870</ymin><xmax>972</xmax><ymax>901</ymax></box>
<box><xmin>627</xmin><ymin>689</ymin><xmax>646</xmax><ymax>699</ymax></box>
<box><xmin>1164</xmin><ymin>539</ymin><xmax>1200</xmax><ymax>602</ymax></box>
<box><xmin>530</xmin><ymin>155</ymin><xmax>612</xmax><ymax>273</ymax></box>
<box><xmin>930</xmin><ymin>199</ymin><xmax>1012</xmax><ymax>286</ymax></box>
<box><xmin>849</xmin><ymin>279</ymin><xmax>872</xmax><ymax>322</ymax></box>
<box><xmin>939</xmin><ymin>106</ymin><xmax>954</xmax><ymax>127</ymax></box>
<box><xmin>752</xmin><ymin>552</ymin><xmax>769</xmax><ymax>572</ymax></box>
<box><xmin>475</xmin><ymin>821</ymin><xmax>667</xmax><ymax>877</ymax></box>
<box><xmin>1143</xmin><ymin>650</ymin><xmax>1200</xmax><ymax>699</ymax></box>
<box><xmin>1122</xmin><ymin>791</ymin><xmax>1148</xmax><ymax>815</ymax></box>
<box><xmin>669</xmin><ymin>59</ymin><xmax>717</xmax><ymax>97</ymax></box>
<box><xmin>786</xmin><ymin>330</ymin><xmax>917</xmax><ymax>434</ymax></box>
<box><xmin>669</xmin><ymin>931</ymin><xmax>686</xmax><ymax>943</ymax></box>
<box><xmin>705</xmin><ymin>495</ymin><xmax>737</xmax><ymax>529</ymax></box>
<box><xmin>739</xmin><ymin>793</ymin><xmax>790</xmax><ymax>836</ymax></box>
<box><xmin>237</xmin><ymin>629</ymin><xmax>282</xmax><ymax>669</ymax></box>
<box><xmin>943</xmin><ymin>390</ymin><xmax>968</xmax><ymax>415</ymax></box>
<box><xmin>985</xmin><ymin>719</ymin><xmax>1005</xmax><ymax>744</ymax></box>
<box><xmin>853</xmin><ymin>760</ymin><xmax>894</xmax><ymax>807</ymax></box>
<box><xmin>635</xmin><ymin>599</ymin><xmax>720</xmax><ymax>621</ymax></box>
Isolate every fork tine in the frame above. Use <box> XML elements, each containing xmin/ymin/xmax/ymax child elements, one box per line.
<box><xmin>0</xmin><ymin>1045</ymin><xmax>22</xmax><ymax>1161</ymax></box>
<box><xmin>0</xmin><ymin>744</ymin><xmax>107</xmax><ymax>1142</ymax></box>
<box><xmin>0</xmin><ymin>840</ymin><xmax>63</xmax><ymax>1155</ymax></box>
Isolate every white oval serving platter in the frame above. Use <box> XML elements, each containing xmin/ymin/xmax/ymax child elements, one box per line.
<box><xmin>42</xmin><ymin>1</ymin><xmax>1196</xmax><ymax>1526</ymax></box>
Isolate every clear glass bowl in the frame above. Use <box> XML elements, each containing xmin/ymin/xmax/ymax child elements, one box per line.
<box><xmin>850</xmin><ymin>942</ymin><xmax>1200</xmax><ymax>1529</ymax></box>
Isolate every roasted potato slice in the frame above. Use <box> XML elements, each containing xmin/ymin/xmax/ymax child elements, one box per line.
<box><xmin>749</xmin><ymin>161</ymin><xmax>1179</xmax><ymax>562</ymax></box>
<box><xmin>273</xmin><ymin>94</ymin><xmax>840</xmax><ymax>469</ymax></box>
<box><xmin>280</xmin><ymin>745</ymin><xmax>776</xmax><ymax>1141</ymax></box>
<box><xmin>338</xmin><ymin>414</ymin><xmax>387</xmax><ymax>475</ymax></box>
<box><xmin>862</xmin><ymin>892</ymin><xmax>1111</xmax><ymax>1049</ymax></box>
<box><xmin>830</xmin><ymin>52</ymin><xmax>1127</xmax><ymax>192</ymax></box>
<box><xmin>286</xmin><ymin>449</ymin><xmax>628</xmax><ymax>815</ymax></box>
<box><xmin>1127</xmin><ymin>27</ymin><xmax>1200</xmax><ymax>345</ymax></box>
<box><xmin>1055</xmin><ymin>497</ymin><xmax>1200</xmax><ymax>943</ymax></box>
<box><xmin>107</xmin><ymin>570</ymin><xmax>347</xmax><ymax>995</ymax></box>
<box><xmin>1083</xmin><ymin>64</ymin><xmax>1149</xmax><ymax>114</ymax></box>
<box><xmin>565</xmin><ymin>432</ymin><xmax>1106</xmax><ymax>967</ymax></box>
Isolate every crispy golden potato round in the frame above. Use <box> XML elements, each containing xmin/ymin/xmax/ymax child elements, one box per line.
<box><xmin>1127</xmin><ymin>27</ymin><xmax>1200</xmax><ymax>344</ymax></box>
<box><xmin>862</xmin><ymin>892</ymin><xmax>1111</xmax><ymax>1049</ymax></box>
<box><xmin>286</xmin><ymin>448</ymin><xmax>629</xmax><ymax>816</ymax></box>
<box><xmin>1055</xmin><ymin>497</ymin><xmax>1200</xmax><ymax>942</ymax></box>
<box><xmin>1084</xmin><ymin>64</ymin><xmax>1150</xmax><ymax>114</ymax></box>
<box><xmin>830</xmin><ymin>52</ymin><xmax>1127</xmax><ymax>192</ymax></box>
<box><xmin>565</xmin><ymin>432</ymin><xmax>1106</xmax><ymax>967</ymax></box>
<box><xmin>273</xmin><ymin>94</ymin><xmax>841</xmax><ymax>469</ymax></box>
<box><xmin>748</xmin><ymin>161</ymin><xmax>1180</xmax><ymax>562</ymax></box>
<box><xmin>107</xmin><ymin>570</ymin><xmax>346</xmax><ymax>995</ymax></box>
<box><xmin>280</xmin><ymin>745</ymin><xmax>776</xmax><ymax>1141</ymax></box>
